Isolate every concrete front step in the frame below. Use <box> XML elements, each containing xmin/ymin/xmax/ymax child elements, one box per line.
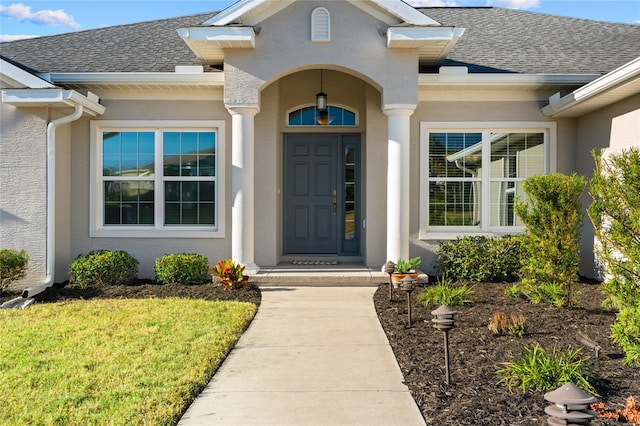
<box><xmin>247</xmin><ymin>263</ymin><xmax>428</xmax><ymax>286</ymax></box>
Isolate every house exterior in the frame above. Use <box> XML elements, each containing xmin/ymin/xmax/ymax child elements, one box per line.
<box><xmin>1</xmin><ymin>0</ymin><xmax>639</xmax><ymax>293</ymax></box>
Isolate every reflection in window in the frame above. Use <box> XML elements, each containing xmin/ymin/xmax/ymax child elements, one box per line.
<box><xmin>101</xmin><ymin>130</ymin><xmax>217</xmax><ymax>227</ymax></box>
<box><xmin>426</xmin><ymin>130</ymin><xmax>546</xmax><ymax>229</ymax></box>
<box><xmin>288</xmin><ymin>105</ymin><xmax>356</xmax><ymax>126</ymax></box>
<box><xmin>489</xmin><ymin>132</ymin><xmax>544</xmax><ymax>226</ymax></box>
<box><xmin>428</xmin><ymin>132</ymin><xmax>482</xmax><ymax>227</ymax></box>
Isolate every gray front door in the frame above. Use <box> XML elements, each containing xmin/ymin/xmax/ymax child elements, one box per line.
<box><xmin>283</xmin><ymin>134</ymin><xmax>361</xmax><ymax>255</ymax></box>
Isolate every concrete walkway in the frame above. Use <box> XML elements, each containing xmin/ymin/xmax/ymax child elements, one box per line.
<box><xmin>178</xmin><ymin>286</ymin><xmax>426</xmax><ymax>426</ymax></box>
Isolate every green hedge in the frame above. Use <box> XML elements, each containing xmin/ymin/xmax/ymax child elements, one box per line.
<box><xmin>436</xmin><ymin>235</ymin><xmax>524</xmax><ymax>282</ymax></box>
<box><xmin>69</xmin><ymin>250</ymin><xmax>138</xmax><ymax>288</ymax></box>
<box><xmin>0</xmin><ymin>249</ymin><xmax>29</xmax><ymax>292</ymax></box>
<box><xmin>154</xmin><ymin>253</ymin><xmax>209</xmax><ymax>285</ymax></box>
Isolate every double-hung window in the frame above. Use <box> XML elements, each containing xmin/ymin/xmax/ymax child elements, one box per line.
<box><xmin>90</xmin><ymin>120</ymin><xmax>225</xmax><ymax>238</ymax></box>
<box><xmin>419</xmin><ymin>122</ymin><xmax>555</xmax><ymax>238</ymax></box>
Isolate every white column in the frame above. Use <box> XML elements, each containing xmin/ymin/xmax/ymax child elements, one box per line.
<box><xmin>384</xmin><ymin>105</ymin><xmax>415</xmax><ymax>263</ymax></box>
<box><xmin>227</xmin><ymin>105</ymin><xmax>260</xmax><ymax>274</ymax></box>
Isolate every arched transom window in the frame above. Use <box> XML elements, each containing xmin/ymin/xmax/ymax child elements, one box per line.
<box><xmin>288</xmin><ymin>105</ymin><xmax>357</xmax><ymax>127</ymax></box>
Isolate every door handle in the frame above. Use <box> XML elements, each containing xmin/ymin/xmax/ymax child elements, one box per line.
<box><xmin>332</xmin><ymin>189</ymin><xmax>337</xmax><ymax>215</ymax></box>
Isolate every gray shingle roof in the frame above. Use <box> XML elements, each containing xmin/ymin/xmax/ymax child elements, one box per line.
<box><xmin>0</xmin><ymin>12</ymin><xmax>215</xmax><ymax>73</ymax></box>
<box><xmin>0</xmin><ymin>6</ymin><xmax>638</xmax><ymax>75</ymax></box>
<box><xmin>421</xmin><ymin>7</ymin><xmax>640</xmax><ymax>74</ymax></box>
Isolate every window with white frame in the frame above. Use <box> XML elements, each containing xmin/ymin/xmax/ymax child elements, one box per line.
<box><xmin>90</xmin><ymin>120</ymin><xmax>225</xmax><ymax>238</ymax></box>
<box><xmin>419</xmin><ymin>122</ymin><xmax>554</xmax><ymax>238</ymax></box>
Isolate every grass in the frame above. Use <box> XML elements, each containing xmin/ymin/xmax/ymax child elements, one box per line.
<box><xmin>0</xmin><ymin>298</ymin><xmax>257</xmax><ymax>425</ymax></box>
<box><xmin>496</xmin><ymin>344</ymin><xmax>598</xmax><ymax>396</ymax></box>
<box><xmin>417</xmin><ymin>276</ymin><xmax>474</xmax><ymax>307</ymax></box>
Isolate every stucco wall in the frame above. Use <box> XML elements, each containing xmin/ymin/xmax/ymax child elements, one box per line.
<box><xmin>0</xmin><ymin>103</ymin><xmax>48</xmax><ymax>290</ymax></box>
<box><xmin>68</xmin><ymin>97</ymin><xmax>232</xmax><ymax>279</ymax></box>
<box><xmin>574</xmin><ymin>93</ymin><xmax>640</xmax><ymax>277</ymax></box>
<box><xmin>223</xmin><ymin>0</ymin><xmax>418</xmax><ymax>107</ymax></box>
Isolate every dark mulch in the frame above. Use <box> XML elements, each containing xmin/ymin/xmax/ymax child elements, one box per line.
<box><xmin>1</xmin><ymin>280</ymin><xmax>261</xmax><ymax>306</ymax></box>
<box><xmin>374</xmin><ymin>281</ymin><xmax>639</xmax><ymax>425</ymax></box>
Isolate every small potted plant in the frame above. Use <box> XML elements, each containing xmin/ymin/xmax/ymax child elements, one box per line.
<box><xmin>209</xmin><ymin>259</ymin><xmax>248</xmax><ymax>291</ymax></box>
<box><xmin>392</xmin><ymin>256</ymin><xmax>421</xmax><ymax>288</ymax></box>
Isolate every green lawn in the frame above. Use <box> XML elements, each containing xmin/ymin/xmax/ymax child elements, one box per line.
<box><xmin>0</xmin><ymin>298</ymin><xmax>257</xmax><ymax>425</ymax></box>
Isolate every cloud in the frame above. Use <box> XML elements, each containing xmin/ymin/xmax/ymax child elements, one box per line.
<box><xmin>406</xmin><ymin>0</ymin><xmax>460</xmax><ymax>5</ymax></box>
<box><xmin>0</xmin><ymin>34</ymin><xmax>39</xmax><ymax>42</ymax></box>
<box><xmin>0</xmin><ymin>3</ymin><xmax>81</xmax><ymax>29</ymax></box>
<box><xmin>486</xmin><ymin>0</ymin><xmax>540</xmax><ymax>9</ymax></box>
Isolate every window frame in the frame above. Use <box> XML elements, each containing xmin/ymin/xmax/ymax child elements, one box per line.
<box><xmin>90</xmin><ymin>120</ymin><xmax>225</xmax><ymax>238</ymax></box>
<box><xmin>286</xmin><ymin>103</ymin><xmax>358</xmax><ymax>127</ymax></box>
<box><xmin>419</xmin><ymin>121</ymin><xmax>556</xmax><ymax>240</ymax></box>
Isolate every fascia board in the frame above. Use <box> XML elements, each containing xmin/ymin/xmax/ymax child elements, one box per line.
<box><xmin>541</xmin><ymin>57</ymin><xmax>640</xmax><ymax>116</ymax></box>
<box><xmin>369</xmin><ymin>0</ymin><xmax>440</xmax><ymax>25</ymax></box>
<box><xmin>48</xmin><ymin>72</ymin><xmax>224</xmax><ymax>87</ymax></box>
<box><xmin>0</xmin><ymin>58</ymin><xmax>55</xmax><ymax>89</ymax></box>
<box><xmin>203</xmin><ymin>0</ymin><xmax>294</xmax><ymax>26</ymax></box>
<box><xmin>178</xmin><ymin>26</ymin><xmax>255</xmax><ymax>46</ymax></box>
<box><xmin>419</xmin><ymin>73</ymin><xmax>600</xmax><ymax>89</ymax></box>
<box><xmin>387</xmin><ymin>26</ymin><xmax>461</xmax><ymax>46</ymax></box>
<box><xmin>2</xmin><ymin>88</ymin><xmax>106</xmax><ymax>115</ymax></box>
<box><xmin>205</xmin><ymin>0</ymin><xmax>437</xmax><ymax>27</ymax></box>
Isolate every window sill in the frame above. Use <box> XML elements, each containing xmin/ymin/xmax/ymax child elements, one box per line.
<box><xmin>91</xmin><ymin>227</ymin><xmax>224</xmax><ymax>238</ymax></box>
<box><xmin>419</xmin><ymin>229</ymin><xmax>524</xmax><ymax>240</ymax></box>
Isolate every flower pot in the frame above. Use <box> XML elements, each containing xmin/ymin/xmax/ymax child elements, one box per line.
<box><xmin>391</xmin><ymin>272</ymin><xmax>418</xmax><ymax>288</ymax></box>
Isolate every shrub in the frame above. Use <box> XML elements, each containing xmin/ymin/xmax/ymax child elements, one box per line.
<box><xmin>0</xmin><ymin>249</ymin><xmax>29</xmax><ymax>292</ymax></box>
<box><xmin>496</xmin><ymin>344</ymin><xmax>598</xmax><ymax>395</ymax></box>
<box><xmin>154</xmin><ymin>253</ymin><xmax>209</xmax><ymax>285</ymax></box>
<box><xmin>417</xmin><ymin>276</ymin><xmax>474</xmax><ymax>307</ymax></box>
<box><xmin>505</xmin><ymin>281</ymin><xmax>573</xmax><ymax>307</ymax></box>
<box><xmin>610</xmin><ymin>306</ymin><xmax>640</xmax><ymax>366</ymax></box>
<box><xmin>504</xmin><ymin>284</ymin><xmax>522</xmax><ymax>298</ymax></box>
<box><xmin>515</xmin><ymin>173</ymin><xmax>586</xmax><ymax>307</ymax></box>
<box><xmin>209</xmin><ymin>259</ymin><xmax>247</xmax><ymax>291</ymax></box>
<box><xmin>69</xmin><ymin>250</ymin><xmax>138</xmax><ymax>288</ymax></box>
<box><xmin>436</xmin><ymin>235</ymin><xmax>524</xmax><ymax>282</ymax></box>
<box><xmin>588</xmin><ymin>148</ymin><xmax>640</xmax><ymax>366</ymax></box>
<box><xmin>488</xmin><ymin>312</ymin><xmax>528</xmax><ymax>337</ymax></box>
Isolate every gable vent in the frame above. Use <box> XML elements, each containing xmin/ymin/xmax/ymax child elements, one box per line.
<box><xmin>311</xmin><ymin>7</ymin><xmax>330</xmax><ymax>42</ymax></box>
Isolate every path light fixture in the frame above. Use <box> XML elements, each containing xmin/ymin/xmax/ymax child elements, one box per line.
<box><xmin>576</xmin><ymin>333</ymin><xmax>602</xmax><ymax>359</ymax></box>
<box><xmin>383</xmin><ymin>261</ymin><xmax>396</xmax><ymax>302</ymax></box>
<box><xmin>400</xmin><ymin>275</ymin><xmax>416</xmax><ymax>327</ymax></box>
<box><xmin>431</xmin><ymin>305</ymin><xmax>457</xmax><ymax>385</ymax></box>
<box><xmin>544</xmin><ymin>382</ymin><xmax>597</xmax><ymax>425</ymax></box>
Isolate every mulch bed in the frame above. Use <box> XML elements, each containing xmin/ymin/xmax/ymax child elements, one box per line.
<box><xmin>374</xmin><ymin>281</ymin><xmax>639</xmax><ymax>425</ymax></box>
<box><xmin>4</xmin><ymin>280</ymin><xmax>638</xmax><ymax>425</ymax></box>
<box><xmin>1</xmin><ymin>280</ymin><xmax>261</xmax><ymax>306</ymax></box>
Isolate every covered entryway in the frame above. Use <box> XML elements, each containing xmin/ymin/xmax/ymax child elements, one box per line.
<box><xmin>283</xmin><ymin>133</ymin><xmax>361</xmax><ymax>256</ymax></box>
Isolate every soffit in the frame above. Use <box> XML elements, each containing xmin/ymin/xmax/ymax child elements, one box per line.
<box><xmin>549</xmin><ymin>79</ymin><xmax>640</xmax><ymax>117</ymax></box>
<box><xmin>542</xmin><ymin>57</ymin><xmax>640</xmax><ymax>118</ymax></box>
<box><xmin>44</xmin><ymin>72</ymin><xmax>225</xmax><ymax>91</ymax></box>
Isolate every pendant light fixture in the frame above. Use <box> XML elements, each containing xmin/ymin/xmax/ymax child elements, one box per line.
<box><xmin>316</xmin><ymin>69</ymin><xmax>327</xmax><ymax>112</ymax></box>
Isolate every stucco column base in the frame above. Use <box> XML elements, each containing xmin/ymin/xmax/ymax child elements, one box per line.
<box><xmin>227</xmin><ymin>104</ymin><xmax>260</xmax><ymax>274</ymax></box>
<box><xmin>383</xmin><ymin>104</ymin><xmax>416</xmax><ymax>263</ymax></box>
